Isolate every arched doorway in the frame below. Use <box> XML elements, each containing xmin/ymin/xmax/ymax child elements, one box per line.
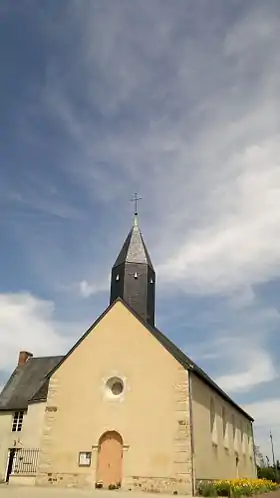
<box><xmin>96</xmin><ymin>431</ymin><xmax>123</xmax><ymax>488</ymax></box>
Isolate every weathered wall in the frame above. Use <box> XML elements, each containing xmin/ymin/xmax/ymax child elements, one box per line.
<box><xmin>0</xmin><ymin>402</ymin><xmax>46</xmax><ymax>482</ymax></box>
<box><xmin>190</xmin><ymin>373</ymin><xmax>256</xmax><ymax>482</ymax></box>
<box><xmin>36</xmin><ymin>301</ymin><xmax>193</xmax><ymax>494</ymax></box>
<box><xmin>0</xmin><ymin>412</ymin><xmax>13</xmax><ymax>481</ymax></box>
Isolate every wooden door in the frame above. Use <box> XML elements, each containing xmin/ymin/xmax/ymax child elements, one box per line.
<box><xmin>96</xmin><ymin>431</ymin><xmax>123</xmax><ymax>487</ymax></box>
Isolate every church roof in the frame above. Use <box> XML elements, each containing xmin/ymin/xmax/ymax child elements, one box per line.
<box><xmin>47</xmin><ymin>299</ymin><xmax>254</xmax><ymax>422</ymax></box>
<box><xmin>0</xmin><ymin>355</ymin><xmax>63</xmax><ymax>411</ymax></box>
<box><xmin>113</xmin><ymin>216</ymin><xmax>154</xmax><ymax>269</ymax></box>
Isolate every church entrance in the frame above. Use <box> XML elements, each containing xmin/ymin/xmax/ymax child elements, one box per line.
<box><xmin>96</xmin><ymin>431</ymin><xmax>123</xmax><ymax>488</ymax></box>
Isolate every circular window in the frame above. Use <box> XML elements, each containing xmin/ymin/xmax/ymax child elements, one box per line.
<box><xmin>106</xmin><ymin>377</ymin><xmax>124</xmax><ymax>397</ymax></box>
<box><xmin>111</xmin><ymin>381</ymin><xmax>123</xmax><ymax>395</ymax></box>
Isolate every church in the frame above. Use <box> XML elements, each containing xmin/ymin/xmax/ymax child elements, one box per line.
<box><xmin>0</xmin><ymin>212</ymin><xmax>256</xmax><ymax>494</ymax></box>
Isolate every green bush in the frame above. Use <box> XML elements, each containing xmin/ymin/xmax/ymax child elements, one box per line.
<box><xmin>198</xmin><ymin>481</ymin><xmax>217</xmax><ymax>497</ymax></box>
<box><xmin>257</xmin><ymin>466</ymin><xmax>279</xmax><ymax>483</ymax></box>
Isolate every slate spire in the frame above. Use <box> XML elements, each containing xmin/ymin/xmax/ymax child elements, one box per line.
<box><xmin>110</xmin><ymin>211</ymin><xmax>155</xmax><ymax>326</ymax></box>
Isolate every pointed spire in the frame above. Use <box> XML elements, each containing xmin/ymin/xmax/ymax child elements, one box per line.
<box><xmin>110</xmin><ymin>195</ymin><xmax>156</xmax><ymax>326</ymax></box>
<box><xmin>112</xmin><ymin>216</ymin><xmax>154</xmax><ymax>269</ymax></box>
<box><xmin>113</xmin><ymin>193</ymin><xmax>153</xmax><ymax>269</ymax></box>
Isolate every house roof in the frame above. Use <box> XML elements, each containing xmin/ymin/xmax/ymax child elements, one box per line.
<box><xmin>113</xmin><ymin>215</ymin><xmax>154</xmax><ymax>270</ymax></box>
<box><xmin>48</xmin><ymin>298</ymin><xmax>254</xmax><ymax>422</ymax></box>
<box><xmin>0</xmin><ymin>356</ymin><xmax>63</xmax><ymax>411</ymax></box>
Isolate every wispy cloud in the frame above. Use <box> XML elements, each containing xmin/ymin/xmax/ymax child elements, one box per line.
<box><xmin>30</xmin><ymin>1</ymin><xmax>280</xmax><ymax>298</ymax></box>
<box><xmin>2</xmin><ymin>0</ymin><xmax>280</xmax><ymax>458</ymax></box>
<box><xmin>186</xmin><ymin>301</ymin><xmax>280</xmax><ymax>393</ymax></box>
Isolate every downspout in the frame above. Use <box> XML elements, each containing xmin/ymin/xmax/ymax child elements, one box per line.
<box><xmin>188</xmin><ymin>368</ymin><xmax>196</xmax><ymax>495</ymax></box>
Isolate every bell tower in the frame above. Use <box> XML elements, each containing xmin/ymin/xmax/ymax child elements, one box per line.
<box><xmin>110</xmin><ymin>195</ymin><xmax>155</xmax><ymax>326</ymax></box>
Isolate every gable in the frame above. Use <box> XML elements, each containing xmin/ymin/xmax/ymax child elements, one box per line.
<box><xmin>50</xmin><ymin>300</ymin><xmax>180</xmax><ymax>381</ymax></box>
<box><xmin>47</xmin><ymin>298</ymin><xmax>253</xmax><ymax>422</ymax></box>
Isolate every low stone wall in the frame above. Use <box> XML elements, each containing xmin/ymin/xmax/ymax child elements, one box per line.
<box><xmin>35</xmin><ymin>472</ymin><xmax>92</xmax><ymax>489</ymax></box>
<box><xmin>123</xmin><ymin>475</ymin><xmax>193</xmax><ymax>494</ymax></box>
<box><xmin>36</xmin><ymin>472</ymin><xmax>192</xmax><ymax>494</ymax></box>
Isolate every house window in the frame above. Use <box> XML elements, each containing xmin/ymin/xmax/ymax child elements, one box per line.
<box><xmin>222</xmin><ymin>406</ymin><xmax>229</xmax><ymax>447</ymax></box>
<box><xmin>210</xmin><ymin>397</ymin><xmax>218</xmax><ymax>445</ymax></box>
<box><xmin>12</xmin><ymin>411</ymin><xmax>24</xmax><ymax>432</ymax></box>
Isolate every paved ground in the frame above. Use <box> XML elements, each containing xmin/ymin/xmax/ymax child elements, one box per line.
<box><xmin>0</xmin><ymin>485</ymin><xmax>192</xmax><ymax>498</ymax></box>
<box><xmin>1</xmin><ymin>486</ymin><xmax>279</xmax><ymax>498</ymax></box>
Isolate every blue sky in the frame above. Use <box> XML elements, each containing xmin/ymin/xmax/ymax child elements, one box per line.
<box><xmin>1</xmin><ymin>0</ymin><xmax>280</xmax><ymax>460</ymax></box>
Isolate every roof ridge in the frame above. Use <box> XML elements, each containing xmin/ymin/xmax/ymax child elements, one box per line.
<box><xmin>31</xmin><ymin>355</ymin><xmax>64</xmax><ymax>360</ymax></box>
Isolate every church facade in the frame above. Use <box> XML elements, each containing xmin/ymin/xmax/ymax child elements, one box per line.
<box><xmin>0</xmin><ymin>215</ymin><xmax>256</xmax><ymax>494</ymax></box>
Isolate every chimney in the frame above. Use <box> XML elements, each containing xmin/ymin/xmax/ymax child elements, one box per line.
<box><xmin>18</xmin><ymin>351</ymin><xmax>33</xmax><ymax>366</ymax></box>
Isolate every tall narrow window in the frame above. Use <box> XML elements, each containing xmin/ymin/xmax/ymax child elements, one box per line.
<box><xmin>241</xmin><ymin>421</ymin><xmax>246</xmax><ymax>454</ymax></box>
<box><xmin>247</xmin><ymin>423</ymin><xmax>253</xmax><ymax>455</ymax></box>
<box><xmin>222</xmin><ymin>406</ymin><xmax>229</xmax><ymax>447</ymax></box>
<box><xmin>210</xmin><ymin>397</ymin><xmax>217</xmax><ymax>445</ymax></box>
<box><xmin>12</xmin><ymin>411</ymin><xmax>24</xmax><ymax>432</ymax></box>
<box><xmin>232</xmin><ymin>414</ymin><xmax>237</xmax><ymax>450</ymax></box>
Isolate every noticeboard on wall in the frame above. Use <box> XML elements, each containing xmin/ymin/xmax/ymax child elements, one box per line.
<box><xmin>78</xmin><ymin>451</ymin><xmax>92</xmax><ymax>467</ymax></box>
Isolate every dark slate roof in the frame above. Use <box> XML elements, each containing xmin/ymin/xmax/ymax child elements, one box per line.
<box><xmin>48</xmin><ymin>298</ymin><xmax>254</xmax><ymax>422</ymax></box>
<box><xmin>113</xmin><ymin>216</ymin><xmax>154</xmax><ymax>269</ymax></box>
<box><xmin>0</xmin><ymin>356</ymin><xmax>63</xmax><ymax>411</ymax></box>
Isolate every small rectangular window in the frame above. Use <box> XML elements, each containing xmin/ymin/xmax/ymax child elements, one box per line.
<box><xmin>12</xmin><ymin>411</ymin><xmax>24</xmax><ymax>432</ymax></box>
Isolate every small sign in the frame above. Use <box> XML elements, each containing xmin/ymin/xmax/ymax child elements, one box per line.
<box><xmin>79</xmin><ymin>452</ymin><xmax>92</xmax><ymax>467</ymax></box>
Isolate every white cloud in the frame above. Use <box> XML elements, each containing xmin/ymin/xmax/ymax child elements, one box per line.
<box><xmin>79</xmin><ymin>279</ymin><xmax>109</xmax><ymax>298</ymax></box>
<box><xmin>0</xmin><ymin>293</ymin><xmax>70</xmax><ymax>374</ymax></box>
<box><xmin>216</xmin><ymin>345</ymin><xmax>277</xmax><ymax>394</ymax></box>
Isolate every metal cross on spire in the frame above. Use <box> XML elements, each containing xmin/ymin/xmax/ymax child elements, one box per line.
<box><xmin>130</xmin><ymin>192</ymin><xmax>142</xmax><ymax>216</ymax></box>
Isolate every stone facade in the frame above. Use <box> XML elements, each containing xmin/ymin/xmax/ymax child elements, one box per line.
<box><xmin>172</xmin><ymin>369</ymin><xmax>193</xmax><ymax>492</ymax></box>
<box><xmin>36</xmin><ymin>302</ymin><xmax>193</xmax><ymax>494</ymax></box>
<box><xmin>123</xmin><ymin>475</ymin><xmax>190</xmax><ymax>494</ymax></box>
<box><xmin>35</xmin><ymin>379</ymin><xmax>59</xmax><ymax>478</ymax></box>
<box><xmin>36</xmin><ymin>472</ymin><xmax>92</xmax><ymax>489</ymax></box>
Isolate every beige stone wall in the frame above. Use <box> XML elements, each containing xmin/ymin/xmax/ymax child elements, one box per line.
<box><xmin>36</xmin><ymin>301</ymin><xmax>193</xmax><ymax>494</ymax></box>
<box><xmin>190</xmin><ymin>373</ymin><xmax>256</xmax><ymax>482</ymax></box>
<box><xmin>0</xmin><ymin>402</ymin><xmax>46</xmax><ymax>481</ymax></box>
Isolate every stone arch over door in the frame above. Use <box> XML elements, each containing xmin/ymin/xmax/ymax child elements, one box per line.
<box><xmin>96</xmin><ymin>431</ymin><xmax>123</xmax><ymax>488</ymax></box>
